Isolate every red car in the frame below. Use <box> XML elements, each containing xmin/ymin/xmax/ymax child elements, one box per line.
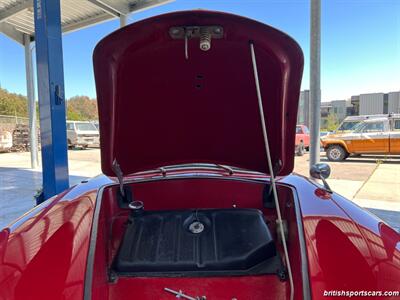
<box><xmin>1</xmin><ymin>11</ymin><xmax>399</xmax><ymax>300</ymax></box>
<box><xmin>295</xmin><ymin>125</ymin><xmax>310</xmax><ymax>156</ymax></box>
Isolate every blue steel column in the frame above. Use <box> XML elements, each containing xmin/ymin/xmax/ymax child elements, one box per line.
<box><xmin>33</xmin><ymin>0</ymin><xmax>69</xmax><ymax>203</ymax></box>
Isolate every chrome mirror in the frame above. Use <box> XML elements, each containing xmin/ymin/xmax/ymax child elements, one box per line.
<box><xmin>310</xmin><ymin>163</ymin><xmax>332</xmax><ymax>193</ymax></box>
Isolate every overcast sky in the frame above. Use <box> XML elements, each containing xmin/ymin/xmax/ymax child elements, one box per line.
<box><xmin>0</xmin><ymin>0</ymin><xmax>399</xmax><ymax>102</ymax></box>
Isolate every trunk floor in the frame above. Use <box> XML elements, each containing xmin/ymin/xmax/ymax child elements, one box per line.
<box><xmin>108</xmin><ymin>275</ymin><xmax>287</xmax><ymax>300</ymax></box>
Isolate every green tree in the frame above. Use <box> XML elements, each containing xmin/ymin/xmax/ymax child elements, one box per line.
<box><xmin>0</xmin><ymin>88</ymin><xmax>98</xmax><ymax>121</ymax></box>
<box><xmin>66</xmin><ymin>96</ymin><xmax>98</xmax><ymax>121</ymax></box>
<box><xmin>324</xmin><ymin>113</ymin><xmax>340</xmax><ymax>131</ymax></box>
<box><xmin>0</xmin><ymin>88</ymin><xmax>29</xmax><ymax>117</ymax></box>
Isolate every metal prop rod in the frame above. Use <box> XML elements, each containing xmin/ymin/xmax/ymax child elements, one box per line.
<box><xmin>164</xmin><ymin>288</ymin><xmax>201</xmax><ymax>300</ymax></box>
<box><xmin>309</xmin><ymin>0</ymin><xmax>321</xmax><ymax>167</ymax></box>
<box><xmin>249</xmin><ymin>42</ymin><xmax>294</xmax><ymax>300</ymax></box>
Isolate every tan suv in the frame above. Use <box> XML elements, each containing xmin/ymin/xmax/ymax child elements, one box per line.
<box><xmin>321</xmin><ymin>115</ymin><xmax>400</xmax><ymax>161</ymax></box>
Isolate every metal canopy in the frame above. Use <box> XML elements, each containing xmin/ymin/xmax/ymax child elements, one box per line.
<box><xmin>1</xmin><ymin>0</ymin><xmax>173</xmax><ymax>203</ymax></box>
<box><xmin>0</xmin><ymin>0</ymin><xmax>173</xmax><ymax>43</ymax></box>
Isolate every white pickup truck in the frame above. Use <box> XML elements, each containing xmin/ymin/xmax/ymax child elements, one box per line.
<box><xmin>66</xmin><ymin>121</ymin><xmax>99</xmax><ymax>149</ymax></box>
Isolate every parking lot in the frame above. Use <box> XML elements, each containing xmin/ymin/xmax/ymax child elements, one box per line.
<box><xmin>0</xmin><ymin>149</ymin><xmax>399</xmax><ymax>230</ymax></box>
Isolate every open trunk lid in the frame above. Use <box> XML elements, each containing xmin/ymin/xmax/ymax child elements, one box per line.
<box><xmin>93</xmin><ymin>10</ymin><xmax>303</xmax><ymax>177</ymax></box>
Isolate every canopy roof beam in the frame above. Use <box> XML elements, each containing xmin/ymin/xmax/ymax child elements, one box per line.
<box><xmin>87</xmin><ymin>0</ymin><xmax>129</xmax><ymax>15</ymax></box>
<box><xmin>0</xmin><ymin>22</ymin><xmax>24</xmax><ymax>44</ymax></box>
<box><xmin>130</xmin><ymin>0</ymin><xmax>174</xmax><ymax>13</ymax></box>
<box><xmin>0</xmin><ymin>0</ymin><xmax>32</xmax><ymax>23</ymax></box>
<box><xmin>86</xmin><ymin>0</ymin><xmax>123</xmax><ymax>17</ymax></box>
<box><xmin>62</xmin><ymin>13</ymin><xmax>112</xmax><ymax>33</ymax></box>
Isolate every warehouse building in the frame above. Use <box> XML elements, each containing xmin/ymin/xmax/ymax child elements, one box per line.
<box><xmin>297</xmin><ymin>90</ymin><xmax>349</xmax><ymax>127</ymax></box>
<box><xmin>298</xmin><ymin>90</ymin><xmax>400</xmax><ymax>127</ymax></box>
<box><xmin>359</xmin><ymin>93</ymin><xmax>385</xmax><ymax>115</ymax></box>
<box><xmin>297</xmin><ymin>90</ymin><xmax>310</xmax><ymax>127</ymax></box>
<box><xmin>388</xmin><ymin>91</ymin><xmax>400</xmax><ymax>113</ymax></box>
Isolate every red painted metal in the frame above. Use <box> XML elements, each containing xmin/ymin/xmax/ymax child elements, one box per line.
<box><xmin>282</xmin><ymin>175</ymin><xmax>400</xmax><ymax>299</ymax></box>
<box><xmin>314</xmin><ymin>187</ymin><xmax>331</xmax><ymax>199</ymax></box>
<box><xmin>1</xmin><ymin>172</ymin><xmax>399</xmax><ymax>299</ymax></box>
<box><xmin>109</xmin><ymin>276</ymin><xmax>287</xmax><ymax>300</ymax></box>
<box><xmin>0</xmin><ymin>176</ymin><xmax>111</xmax><ymax>300</ymax></box>
<box><xmin>94</xmin><ymin>10</ymin><xmax>304</xmax><ymax>177</ymax></box>
<box><xmin>1</xmin><ymin>10</ymin><xmax>399</xmax><ymax>300</ymax></box>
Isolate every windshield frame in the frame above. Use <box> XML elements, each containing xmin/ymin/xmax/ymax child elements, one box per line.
<box><xmin>337</xmin><ymin>120</ymin><xmax>361</xmax><ymax>132</ymax></box>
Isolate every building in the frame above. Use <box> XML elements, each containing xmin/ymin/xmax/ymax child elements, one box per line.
<box><xmin>388</xmin><ymin>92</ymin><xmax>400</xmax><ymax>113</ymax></box>
<box><xmin>297</xmin><ymin>90</ymin><xmax>310</xmax><ymax>127</ymax></box>
<box><xmin>350</xmin><ymin>95</ymin><xmax>360</xmax><ymax>115</ymax></box>
<box><xmin>297</xmin><ymin>90</ymin><xmax>348</xmax><ymax>128</ymax></box>
<box><xmin>354</xmin><ymin>91</ymin><xmax>399</xmax><ymax>115</ymax></box>
<box><xmin>297</xmin><ymin>90</ymin><xmax>400</xmax><ymax>128</ymax></box>
<box><xmin>330</xmin><ymin>100</ymin><xmax>347</xmax><ymax>122</ymax></box>
<box><xmin>320</xmin><ymin>102</ymin><xmax>332</xmax><ymax>129</ymax></box>
<box><xmin>359</xmin><ymin>93</ymin><xmax>385</xmax><ymax>115</ymax></box>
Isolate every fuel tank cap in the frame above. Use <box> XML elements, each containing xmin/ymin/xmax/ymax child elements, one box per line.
<box><xmin>189</xmin><ymin>221</ymin><xmax>205</xmax><ymax>234</ymax></box>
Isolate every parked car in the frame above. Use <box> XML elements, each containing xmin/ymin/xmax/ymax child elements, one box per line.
<box><xmin>66</xmin><ymin>120</ymin><xmax>99</xmax><ymax>149</ymax></box>
<box><xmin>335</xmin><ymin>113</ymin><xmax>400</xmax><ymax>133</ymax></box>
<box><xmin>295</xmin><ymin>124</ymin><xmax>310</xmax><ymax>156</ymax></box>
<box><xmin>1</xmin><ymin>11</ymin><xmax>399</xmax><ymax>300</ymax></box>
<box><xmin>321</xmin><ymin>115</ymin><xmax>400</xmax><ymax>161</ymax></box>
<box><xmin>0</xmin><ymin>130</ymin><xmax>12</xmax><ymax>152</ymax></box>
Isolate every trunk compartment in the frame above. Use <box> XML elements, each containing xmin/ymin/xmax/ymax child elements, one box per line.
<box><xmin>114</xmin><ymin>208</ymin><xmax>280</xmax><ymax>276</ymax></box>
<box><xmin>88</xmin><ymin>177</ymin><xmax>302</xmax><ymax>300</ymax></box>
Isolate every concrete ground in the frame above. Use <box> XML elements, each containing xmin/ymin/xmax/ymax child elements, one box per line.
<box><xmin>0</xmin><ymin>149</ymin><xmax>399</xmax><ymax>230</ymax></box>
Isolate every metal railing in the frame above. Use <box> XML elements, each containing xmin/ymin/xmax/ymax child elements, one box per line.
<box><xmin>0</xmin><ymin>114</ymin><xmax>30</xmax><ymax>126</ymax></box>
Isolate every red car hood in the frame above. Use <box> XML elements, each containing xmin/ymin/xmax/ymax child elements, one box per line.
<box><xmin>93</xmin><ymin>10</ymin><xmax>303</xmax><ymax>177</ymax></box>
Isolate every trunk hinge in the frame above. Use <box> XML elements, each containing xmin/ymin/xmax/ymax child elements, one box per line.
<box><xmin>112</xmin><ymin>159</ymin><xmax>133</xmax><ymax>207</ymax></box>
<box><xmin>112</xmin><ymin>159</ymin><xmax>125</xmax><ymax>196</ymax></box>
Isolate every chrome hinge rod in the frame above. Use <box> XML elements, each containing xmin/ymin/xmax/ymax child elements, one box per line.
<box><xmin>249</xmin><ymin>42</ymin><xmax>294</xmax><ymax>300</ymax></box>
<box><xmin>164</xmin><ymin>288</ymin><xmax>206</xmax><ymax>300</ymax></box>
<box><xmin>112</xmin><ymin>159</ymin><xmax>125</xmax><ymax>196</ymax></box>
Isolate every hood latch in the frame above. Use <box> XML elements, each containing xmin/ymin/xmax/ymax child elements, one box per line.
<box><xmin>169</xmin><ymin>26</ymin><xmax>223</xmax><ymax>59</ymax></box>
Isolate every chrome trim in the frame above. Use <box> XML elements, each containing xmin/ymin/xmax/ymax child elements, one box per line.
<box><xmin>290</xmin><ymin>185</ymin><xmax>312</xmax><ymax>300</ymax></box>
<box><xmin>132</xmin><ymin>163</ymin><xmax>263</xmax><ymax>176</ymax></box>
<box><xmin>83</xmin><ymin>184</ymin><xmax>107</xmax><ymax>300</ymax></box>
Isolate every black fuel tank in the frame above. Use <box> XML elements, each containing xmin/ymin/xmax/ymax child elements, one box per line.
<box><xmin>114</xmin><ymin>208</ymin><xmax>278</xmax><ymax>276</ymax></box>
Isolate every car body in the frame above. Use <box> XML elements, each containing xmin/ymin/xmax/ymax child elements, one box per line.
<box><xmin>321</xmin><ymin>115</ymin><xmax>400</xmax><ymax>161</ymax></box>
<box><xmin>295</xmin><ymin>125</ymin><xmax>310</xmax><ymax>156</ymax></box>
<box><xmin>92</xmin><ymin>121</ymin><xmax>99</xmax><ymax>130</ymax></box>
<box><xmin>66</xmin><ymin>120</ymin><xmax>100</xmax><ymax>149</ymax></box>
<box><xmin>320</xmin><ymin>131</ymin><xmax>331</xmax><ymax>137</ymax></box>
<box><xmin>0</xmin><ymin>130</ymin><xmax>12</xmax><ymax>152</ymax></box>
<box><xmin>1</xmin><ymin>11</ymin><xmax>399</xmax><ymax>300</ymax></box>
